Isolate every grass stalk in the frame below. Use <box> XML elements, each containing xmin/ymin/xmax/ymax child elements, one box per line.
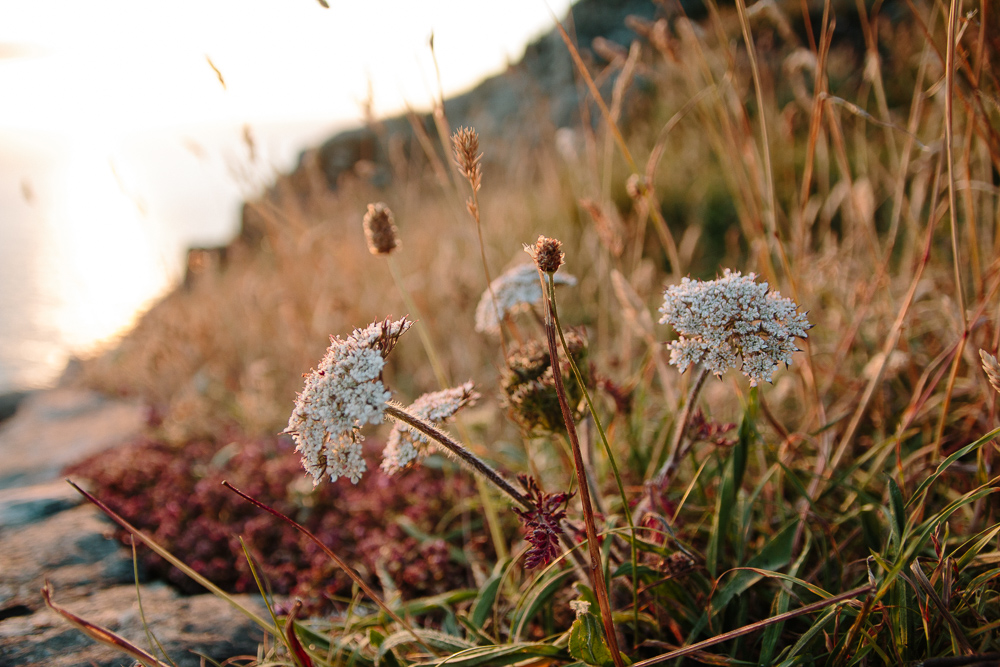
<box><xmin>550</xmin><ymin>14</ymin><xmax>682</xmax><ymax>277</ymax></box>
<box><xmin>131</xmin><ymin>538</ymin><xmax>176</xmax><ymax>667</ymax></box>
<box><xmin>381</xmin><ymin>253</ymin><xmax>512</xmax><ymax>559</ymax></box>
<box><xmin>222</xmin><ymin>480</ymin><xmax>438</xmax><ymax>656</ymax></box>
<box><xmin>67</xmin><ymin>479</ymin><xmax>276</xmax><ymax>635</ymax></box>
<box><xmin>733</xmin><ymin>0</ymin><xmax>791</xmax><ymax>283</ymax></box>
<box><xmin>934</xmin><ymin>0</ymin><xmax>970</xmax><ymax>453</ymax></box>
<box><xmin>654</xmin><ymin>365</ymin><xmax>711</xmax><ymax>488</ymax></box>
<box><xmin>385</xmin><ymin>256</ymin><xmax>449</xmax><ymax>388</ymax></box>
<box><xmin>634</xmin><ymin>584</ymin><xmax>875</xmax><ymax>667</ymax></box>
<box><xmin>42</xmin><ymin>582</ymin><xmax>173</xmax><ymax>667</ymax></box>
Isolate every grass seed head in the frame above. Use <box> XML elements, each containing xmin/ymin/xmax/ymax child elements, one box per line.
<box><xmin>363</xmin><ymin>202</ymin><xmax>399</xmax><ymax>255</ymax></box>
<box><xmin>452</xmin><ymin>126</ymin><xmax>482</xmax><ymax>192</ymax></box>
<box><xmin>980</xmin><ymin>349</ymin><xmax>1000</xmax><ymax>395</ymax></box>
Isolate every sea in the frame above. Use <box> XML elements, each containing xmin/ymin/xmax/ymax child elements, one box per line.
<box><xmin>0</xmin><ymin>118</ymin><xmax>346</xmax><ymax>395</ymax></box>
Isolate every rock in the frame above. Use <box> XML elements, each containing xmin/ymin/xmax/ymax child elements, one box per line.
<box><xmin>0</xmin><ymin>503</ymin><xmax>138</xmax><ymax>607</ymax></box>
<box><xmin>0</xmin><ymin>389</ymin><xmax>145</xmax><ymax>490</ymax></box>
<box><xmin>0</xmin><ymin>496</ymin><xmax>265</xmax><ymax>667</ymax></box>
<box><xmin>308</xmin><ymin>0</ymin><xmax>659</xmax><ymax>190</ymax></box>
<box><xmin>0</xmin><ymin>480</ymin><xmax>82</xmax><ymax>530</ymax></box>
<box><xmin>0</xmin><ymin>584</ymin><xmax>265</xmax><ymax>667</ymax></box>
<box><xmin>0</xmin><ymin>391</ymin><xmax>32</xmax><ymax>424</ymax></box>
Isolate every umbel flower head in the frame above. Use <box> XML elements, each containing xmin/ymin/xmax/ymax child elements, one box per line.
<box><xmin>659</xmin><ymin>270</ymin><xmax>810</xmax><ymax>386</ymax></box>
<box><xmin>286</xmin><ymin>318</ymin><xmax>412</xmax><ymax>484</ymax></box>
<box><xmin>381</xmin><ymin>382</ymin><xmax>480</xmax><ymax>475</ymax></box>
<box><xmin>474</xmin><ymin>263</ymin><xmax>577</xmax><ymax>335</ymax></box>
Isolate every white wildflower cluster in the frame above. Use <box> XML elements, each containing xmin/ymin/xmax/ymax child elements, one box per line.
<box><xmin>569</xmin><ymin>600</ymin><xmax>591</xmax><ymax>618</ymax></box>
<box><xmin>381</xmin><ymin>382</ymin><xmax>479</xmax><ymax>475</ymax></box>
<box><xmin>474</xmin><ymin>263</ymin><xmax>577</xmax><ymax>335</ymax></box>
<box><xmin>286</xmin><ymin>318</ymin><xmax>412</xmax><ymax>484</ymax></box>
<box><xmin>659</xmin><ymin>270</ymin><xmax>810</xmax><ymax>386</ymax></box>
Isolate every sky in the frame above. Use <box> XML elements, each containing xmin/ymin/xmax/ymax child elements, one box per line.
<box><xmin>0</xmin><ymin>0</ymin><xmax>575</xmax><ymax>133</ymax></box>
<box><xmin>0</xmin><ymin>0</ymin><xmax>577</xmax><ymax>390</ymax></box>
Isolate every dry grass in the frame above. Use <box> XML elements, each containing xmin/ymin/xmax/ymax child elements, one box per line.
<box><xmin>68</xmin><ymin>0</ymin><xmax>1000</xmax><ymax>662</ymax></box>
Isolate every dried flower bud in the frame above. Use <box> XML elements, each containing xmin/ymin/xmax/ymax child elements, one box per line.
<box><xmin>363</xmin><ymin>203</ymin><xmax>399</xmax><ymax>255</ymax></box>
<box><xmin>981</xmin><ymin>349</ymin><xmax>1000</xmax><ymax>395</ymax></box>
<box><xmin>451</xmin><ymin>126</ymin><xmax>482</xmax><ymax>192</ymax></box>
<box><xmin>625</xmin><ymin>174</ymin><xmax>648</xmax><ymax>200</ymax></box>
<box><xmin>525</xmin><ymin>235</ymin><xmax>565</xmax><ymax>274</ymax></box>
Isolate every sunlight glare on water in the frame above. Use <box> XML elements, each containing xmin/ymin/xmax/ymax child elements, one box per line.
<box><xmin>0</xmin><ymin>0</ymin><xmax>574</xmax><ymax>392</ymax></box>
<box><xmin>45</xmin><ymin>134</ymin><xmax>174</xmax><ymax>352</ymax></box>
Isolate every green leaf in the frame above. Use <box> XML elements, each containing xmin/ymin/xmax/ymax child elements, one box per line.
<box><xmin>706</xmin><ymin>396</ymin><xmax>755</xmax><ymax>578</ymax></box>
<box><xmin>906</xmin><ymin>426</ymin><xmax>1000</xmax><ymax>509</ymax></box>
<box><xmin>569</xmin><ymin>612</ymin><xmax>614</xmax><ymax>667</ymax></box>
<box><xmin>511</xmin><ymin>568</ymin><xmax>575</xmax><ymax>641</ymax></box>
<box><xmin>470</xmin><ymin>558</ymin><xmax>512</xmax><ymax>630</ymax></box>
<box><xmin>860</xmin><ymin>508</ymin><xmax>883</xmax><ymax>554</ymax></box>
<box><xmin>411</xmin><ymin>643</ymin><xmax>564</xmax><ymax>667</ymax></box>
<box><xmin>375</xmin><ymin>629</ymin><xmax>476</xmax><ymax>667</ymax></box>
<box><xmin>610</xmin><ymin>562</ymin><xmax>661</xmax><ymax>580</ymax></box>
<box><xmin>784</xmin><ymin>607</ymin><xmax>838</xmax><ymax>660</ymax></box>
<box><xmin>888</xmin><ymin>476</ymin><xmax>906</xmax><ymax>541</ymax></box>
<box><xmin>710</xmin><ymin>522</ymin><xmax>796</xmax><ymax>616</ymax></box>
<box><xmin>953</xmin><ymin>523</ymin><xmax>1000</xmax><ymax>571</ymax></box>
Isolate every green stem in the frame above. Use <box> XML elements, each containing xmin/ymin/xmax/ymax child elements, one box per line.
<box><xmin>386</xmin><ymin>257</ymin><xmax>449</xmax><ymax>388</ymax></box>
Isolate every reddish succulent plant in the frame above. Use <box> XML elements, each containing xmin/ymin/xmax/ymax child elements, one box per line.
<box><xmin>66</xmin><ymin>432</ymin><xmax>487</xmax><ymax>615</ymax></box>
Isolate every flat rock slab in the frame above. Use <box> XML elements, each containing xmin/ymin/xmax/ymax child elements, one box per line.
<box><xmin>0</xmin><ymin>498</ymin><xmax>267</xmax><ymax>667</ymax></box>
<box><xmin>0</xmin><ymin>480</ymin><xmax>83</xmax><ymax>530</ymax></box>
<box><xmin>1</xmin><ymin>504</ymin><xmax>135</xmax><ymax>608</ymax></box>
<box><xmin>0</xmin><ymin>389</ymin><xmax>266</xmax><ymax>666</ymax></box>
<box><xmin>0</xmin><ymin>583</ymin><xmax>266</xmax><ymax>667</ymax></box>
<box><xmin>0</xmin><ymin>388</ymin><xmax>146</xmax><ymax>490</ymax></box>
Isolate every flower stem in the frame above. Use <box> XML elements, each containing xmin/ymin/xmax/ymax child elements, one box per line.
<box><xmin>538</xmin><ymin>271</ymin><xmax>626</xmax><ymax>667</ymax></box>
<box><xmin>546</xmin><ymin>273</ymin><xmax>641</xmax><ymax>644</ymax></box>
<box><xmin>383</xmin><ymin>256</ymin><xmax>509</xmax><ymax>559</ymax></box>
<box><xmin>655</xmin><ymin>365</ymin><xmax>710</xmax><ymax>487</ymax></box>
<box><xmin>384</xmin><ymin>402</ymin><xmax>531</xmax><ymax>511</ymax></box>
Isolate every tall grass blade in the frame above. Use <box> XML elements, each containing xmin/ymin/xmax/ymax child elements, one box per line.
<box><xmin>222</xmin><ymin>480</ymin><xmax>436</xmax><ymax>656</ymax></box>
<box><xmin>66</xmin><ymin>479</ymin><xmax>276</xmax><ymax>634</ymax></box>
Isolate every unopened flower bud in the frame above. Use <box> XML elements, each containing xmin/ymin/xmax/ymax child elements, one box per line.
<box><xmin>525</xmin><ymin>235</ymin><xmax>565</xmax><ymax>274</ymax></box>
